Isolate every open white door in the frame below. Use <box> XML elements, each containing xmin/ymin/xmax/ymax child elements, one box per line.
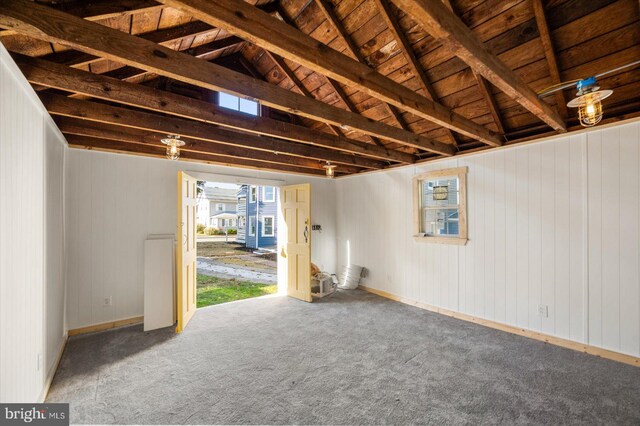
<box><xmin>176</xmin><ymin>171</ymin><xmax>198</xmax><ymax>332</ymax></box>
<box><xmin>280</xmin><ymin>183</ymin><xmax>312</xmax><ymax>302</ymax></box>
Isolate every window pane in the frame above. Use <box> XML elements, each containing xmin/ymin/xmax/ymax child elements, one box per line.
<box><xmin>421</xmin><ymin>208</ymin><xmax>460</xmax><ymax>236</ymax></box>
<box><xmin>264</xmin><ymin>217</ymin><xmax>273</xmax><ymax>235</ymax></box>
<box><xmin>263</xmin><ymin>186</ymin><xmax>274</xmax><ymax>201</ymax></box>
<box><xmin>239</xmin><ymin>98</ymin><xmax>258</xmax><ymax>116</ymax></box>
<box><xmin>421</xmin><ymin>177</ymin><xmax>459</xmax><ymax>208</ymax></box>
<box><xmin>219</xmin><ymin>92</ymin><xmax>239</xmax><ymax>110</ymax></box>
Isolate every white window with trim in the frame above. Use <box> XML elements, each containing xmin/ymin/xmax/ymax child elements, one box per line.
<box><xmin>249</xmin><ymin>216</ymin><xmax>256</xmax><ymax>236</ymax></box>
<box><xmin>218</xmin><ymin>92</ymin><xmax>259</xmax><ymax>116</ymax></box>
<box><xmin>262</xmin><ymin>186</ymin><xmax>275</xmax><ymax>202</ymax></box>
<box><xmin>249</xmin><ymin>186</ymin><xmax>257</xmax><ymax>203</ymax></box>
<box><xmin>413</xmin><ymin>167</ymin><xmax>467</xmax><ymax>245</ymax></box>
<box><xmin>216</xmin><ymin>203</ymin><xmax>224</xmax><ymax>211</ymax></box>
<box><xmin>262</xmin><ymin>216</ymin><xmax>274</xmax><ymax>237</ymax></box>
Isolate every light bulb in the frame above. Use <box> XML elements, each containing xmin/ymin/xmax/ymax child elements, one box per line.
<box><xmin>567</xmin><ymin>78</ymin><xmax>612</xmax><ymax>128</ymax></box>
<box><xmin>161</xmin><ymin>134</ymin><xmax>185</xmax><ymax>160</ymax></box>
<box><xmin>323</xmin><ymin>162</ymin><xmax>336</xmax><ymax>178</ymax></box>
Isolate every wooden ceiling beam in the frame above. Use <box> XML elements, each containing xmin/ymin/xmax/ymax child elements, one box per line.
<box><xmin>372</xmin><ymin>0</ymin><xmax>461</xmax><ymax>147</ymax></box>
<box><xmin>40</xmin><ymin>93</ymin><xmax>386</xmax><ymax>170</ymax></box>
<box><xmin>156</xmin><ymin>0</ymin><xmax>500</xmax><ymax>147</ymax></box>
<box><xmin>392</xmin><ymin>0</ymin><xmax>566</xmax><ymax>133</ymax></box>
<box><xmin>532</xmin><ymin>0</ymin><xmax>569</xmax><ymax>120</ymax></box>
<box><xmin>56</xmin><ymin>117</ymin><xmax>364</xmax><ymax>174</ymax></box>
<box><xmin>65</xmin><ymin>134</ymin><xmax>329</xmax><ymax>177</ymax></box>
<box><xmin>13</xmin><ymin>53</ymin><xmax>413</xmax><ymax>164</ymax></box>
<box><xmin>0</xmin><ymin>0</ymin><xmax>452</xmax><ymax>156</ymax></box>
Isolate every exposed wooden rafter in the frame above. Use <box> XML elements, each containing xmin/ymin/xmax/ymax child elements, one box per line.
<box><xmin>531</xmin><ymin>0</ymin><xmax>569</xmax><ymax>120</ymax></box>
<box><xmin>442</xmin><ymin>0</ymin><xmax>505</xmax><ymax>136</ymax></box>
<box><xmin>372</xmin><ymin>0</ymin><xmax>462</xmax><ymax>147</ymax></box>
<box><xmin>263</xmin><ymin>50</ymin><xmax>344</xmax><ymax>137</ymax></box>
<box><xmin>41</xmin><ymin>93</ymin><xmax>389</xmax><ymax>170</ymax></box>
<box><xmin>57</xmin><ymin>117</ymin><xmax>363</xmax><ymax>174</ymax></box>
<box><xmin>274</xmin><ymin>6</ymin><xmax>387</xmax><ymax>148</ymax></box>
<box><xmin>312</xmin><ymin>0</ymin><xmax>411</xmax><ymax>150</ymax></box>
<box><xmin>13</xmin><ymin>53</ymin><xmax>415</xmax><ymax>164</ymax></box>
<box><xmin>0</xmin><ymin>0</ymin><xmax>453</xmax><ymax>155</ymax></box>
<box><xmin>154</xmin><ymin>0</ymin><xmax>502</xmax><ymax>147</ymax></box>
<box><xmin>65</xmin><ymin>134</ymin><xmax>329</xmax><ymax>176</ymax></box>
<box><xmin>393</xmin><ymin>0</ymin><xmax>566</xmax><ymax>133</ymax></box>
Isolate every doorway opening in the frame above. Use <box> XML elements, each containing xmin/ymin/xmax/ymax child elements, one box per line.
<box><xmin>195</xmin><ymin>181</ymin><xmax>279</xmax><ymax>308</ymax></box>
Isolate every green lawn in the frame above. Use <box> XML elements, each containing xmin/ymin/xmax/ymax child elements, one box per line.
<box><xmin>197</xmin><ymin>274</ymin><xmax>277</xmax><ymax>308</ymax></box>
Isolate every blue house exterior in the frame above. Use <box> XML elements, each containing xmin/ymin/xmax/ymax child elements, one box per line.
<box><xmin>237</xmin><ymin>185</ymin><xmax>278</xmax><ymax>249</ymax></box>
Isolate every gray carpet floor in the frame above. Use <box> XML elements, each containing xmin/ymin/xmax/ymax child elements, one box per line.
<box><xmin>47</xmin><ymin>290</ymin><xmax>640</xmax><ymax>425</ymax></box>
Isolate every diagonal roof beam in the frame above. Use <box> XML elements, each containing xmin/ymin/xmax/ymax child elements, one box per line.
<box><xmin>312</xmin><ymin>0</ymin><xmax>413</xmax><ymax>150</ymax></box>
<box><xmin>0</xmin><ymin>0</ymin><xmax>452</xmax><ymax>155</ymax></box>
<box><xmin>532</xmin><ymin>0</ymin><xmax>568</xmax><ymax>120</ymax></box>
<box><xmin>154</xmin><ymin>0</ymin><xmax>501</xmax><ymax>147</ymax></box>
<box><xmin>442</xmin><ymin>0</ymin><xmax>506</xmax><ymax>135</ymax></box>
<box><xmin>393</xmin><ymin>0</ymin><xmax>566</xmax><ymax>133</ymax></box>
<box><xmin>372</xmin><ymin>0</ymin><xmax>462</xmax><ymax>147</ymax></box>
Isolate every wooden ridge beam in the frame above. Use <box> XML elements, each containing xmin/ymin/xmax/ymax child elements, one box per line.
<box><xmin>156</xmin><ymin>0</ymin><xmax>500</xmax><ymax>147</ymax></box>
<box><xmin>65</xmin><ymin>134</ymin><xmax>329</xmax><ymax>176</ymax></box>
<box><xmin>532</xmin><ymin>0</ymin><xmax>568</xmax><ymax>120</ymax></box>
<box><xmin>56</xmin><ymin>116</ymin><xmax>364</xmax><ymax>174</ymax></box>
<box><xmin>40</xmin><ymin>93</ymin><xmax>384</xmax><ymax>169</ymax></box>
<box><xmin>13</xmin><ymin>54</ymin><xmax>413</xmax><ymax>164</ymax></box>
<box><xmin>0</xmin><ymin>0</ymin><xmax>453</xmax><ymax>155</ymax></box>
<box><xmin>373</xmin><ymin>0</ymin><xmax>462</xmax><ymax>147</ymax></box>
<box><xmin>392</xmin><ymin>0</ymin><xmax>566</xmax><ymax>133</ymax></box>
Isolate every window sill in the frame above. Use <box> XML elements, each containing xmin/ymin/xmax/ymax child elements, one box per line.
<box><xmin>413</xmin><ymin>236</ymin><xmax>468</xmax><ymax>246</ymax></box>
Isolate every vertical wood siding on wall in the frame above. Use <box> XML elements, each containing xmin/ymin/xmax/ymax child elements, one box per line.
<box><xmin>0</xmin><ymin>45</ymin><xmax>66</xmax><ymax>402</ymax></box>
<box><xmin>337</xmin><ymin>122</ymin><xmax>640</xmax><ymax>357</ymax></box>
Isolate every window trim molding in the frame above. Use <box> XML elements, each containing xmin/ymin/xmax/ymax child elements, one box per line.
<box><xmin>262</xmin><ymin>215</ymin><xmax>275</xmax><ymax>237</ymax></box>
<box><xmin>412</xmin><ymin>166</ymin><xmax>468</xmax><ymax>245</ymax></box>
<box><xmin>249</xmin><ymin>186</ymin><xmax>257</xmax><ymax>203</ymax></box>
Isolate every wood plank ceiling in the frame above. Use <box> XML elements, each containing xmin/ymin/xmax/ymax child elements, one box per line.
<box><xmin>0</xmin><ymin>0</ymin><xmax>638</xmax><ymax>177</ymax></box>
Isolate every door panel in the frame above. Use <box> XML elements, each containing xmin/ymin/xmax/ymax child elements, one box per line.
<box><xmin>176</xmin><ymin>171</ymin><xmax>198</xmax><ymax>332</ymax></box>
<box><xmin>281</xmin><ymin>184</ymin><xmax>312</xmax><ymax>302</ymax></box>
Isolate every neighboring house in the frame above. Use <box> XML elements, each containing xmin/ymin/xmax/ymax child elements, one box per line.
<box><xmin>196</xmin><ymin>187</ymin><xmax>238</xmax><ymax>230</ymax></box>
<box><xmin>237</xmin><ymin>185</ymin><xmax>278</xmax><ymax>249</ymax></box>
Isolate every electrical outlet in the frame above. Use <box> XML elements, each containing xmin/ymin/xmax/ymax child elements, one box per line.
<box><xmin>104</xmin><ymin>296</ymin><xmax>112</xmax><ymax>307</ymax></box>
<box><xmin>537</xmin><ymin>304</ymin><xmax>548</xmax><ymax>317</ymax></box>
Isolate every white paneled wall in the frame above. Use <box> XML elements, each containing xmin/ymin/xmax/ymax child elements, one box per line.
<box><xmin>337</xmin><ymin>121</ymin><xmax>640</xmax><ymax>358</ymax></box>
<box><xmin>65</xmin><ymin>149</ymin><xmax>337</xmax><ymax>330</ymax></box>
<box><xmin>0</xmin><ymin>45</ymin><xmax>67</xmax><ymax>402</ymax></box>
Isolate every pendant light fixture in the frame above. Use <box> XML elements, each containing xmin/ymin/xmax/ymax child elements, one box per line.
<box><xmin>161</xmin><ymin>134</ymin><xmax>185</xmax><ymax>160</ymax></box>
<box><xmin>566</xmin><ymin>77</ymin><xmax>612</xmax><ymax>127</ymax></box>
<box><xmin>537</xmin><ymin>59</ymin><xmax>640</xmax><ymax>128</ymax></box>
<box><xmin>323</xmin><ymin>161</ymin><xmax>336</xmax><ymax>178</ymax></box>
